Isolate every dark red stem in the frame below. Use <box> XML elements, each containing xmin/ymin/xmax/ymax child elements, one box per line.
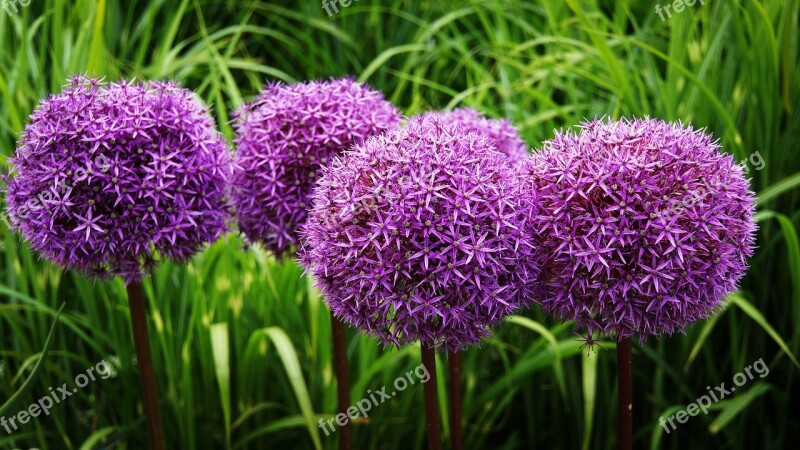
<box><xmin>422</xmin><ymin>344</ymin><xmax>442</xmax><ymax>450</ymax></box>
<box><xmin>127</xmin><ymin>282</ymin><xmax>166</xmax><ymax>450</ymax></box>
<box><xmin>617</xmin><ymin>337</ymin><xmax>632</xmax><ymax>450</ymax></box>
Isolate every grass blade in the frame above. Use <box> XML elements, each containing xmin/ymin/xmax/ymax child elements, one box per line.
<box><xmin>729</xmin><ymin>294</ymin><xmax>800</xmax><ymax>369</ymax></box>
<box><xmin>0</xmin><ymin>303</ymin><xmax>64</xmax><ymax>417</ymax></box>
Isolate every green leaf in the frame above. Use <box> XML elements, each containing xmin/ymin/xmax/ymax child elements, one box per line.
<box><xmin>233</xmin><ymin>415</ymin><xmax>315</xmax><ymax>450</ymax></box>
<box><xmin>87</xmin><ymin>0</ymin><xmax>107</xmax><ymax>76</ymax></box>
<box><xmin>250</xmin><ymin>327</ymin><xmax>322</xmax><ymax>450</ymax></box>
<box><xmin>506</xmin><ymin>315</ymin><xmax>565</xmax><ymax>395</ymax></box>
<box><xmin>729</xmin><ymin>294</ymin><xmax>800</xmax><ymax>369</ymax></box>
<box><xmin>650</xmin><ymin>405</ymin><xmax>686</xmax><ymax>450</ymax></box>
<box><xmin>82</xmin><ymin>419</ymin><xmax>143</xmax><ymax>450</ymax></box>
<box><xmin>0</xmin><ymin>304</ymin><xmax>64</xmax><ymax>417</ymax></box>
<box><xmin>79</xmin><ymin>427</ymin><xmax>119</xmax><ymax>450</ymax></box>
<box><xmin>757</xmin><ymin>171</ymin><xmax>800</xmax><ymax>205</ymax></box>
<box><xmin>684</xmin><ymin>313</ymin><xmax>722</xmax><ymax>372</ymax></box>
<box><xmin>358</xmin><ymin>44</ymin><xmax>430</xmax><ymax>83</ymax></box>
<box><xmin>774</xmin><ymin>214</ymin><xmax>800</xmax><ymax>329</ymax></box>
<box><xmin>708</xmin><ymin>383</ymin><xmax>770</xmax><ymax>434</ymax></box>
<box><xmin>581</xmin><ymin>349</ymin><xmax>598</xmax><ymax>450</ymax></box>
<box><xmin>210</xmin><ymin>322</ymin><xmax>231</xmax><ymax>449</ymax></box>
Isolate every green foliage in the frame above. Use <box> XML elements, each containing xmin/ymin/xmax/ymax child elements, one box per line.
<box><xmin>0</xmin><ymin>0</ymin><xmax>798</xmax><ymax>448</ymax></box>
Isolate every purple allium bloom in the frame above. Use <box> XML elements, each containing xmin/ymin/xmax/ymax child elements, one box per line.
<box><xmin>527</xmin><ymin>118</ymin><xmax>756</xmax><ymax>340</ymax></box>
<box><xmin>430</xmin><ymin>108</ymin><xmax>528</xmax><ymax>164</ymax></box>
<box><xmin>232</xmin><ymin>78</ymin><xmax>400</xmax><ymax>257</ymax></box>
<box><xmin>300</xmin><ymin>115</ymin><xmax>539</xmax><ymax>351</ymax></box>
<box><xmin>5</xmin><ymin>76</ymin><xmax>232</xmax><ymax>283</ymax></box>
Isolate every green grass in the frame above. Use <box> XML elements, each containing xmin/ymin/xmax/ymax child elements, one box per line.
<box><xmin>1</xmin><ymin>0</ymin><xmax>798</xmax><ymax>448</ymax></box>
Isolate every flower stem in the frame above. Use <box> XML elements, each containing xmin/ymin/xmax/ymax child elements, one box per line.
<box><xmin>126</xmin><ymin>282</ymin><xmax>166</xmax><ymax>450</ymax></box>
<box><xmin>617</xmin><ymin>337</ymin><xmax>632</xmax><ymax>450</ymax></box>
<box><xmin>422</xmin><ymin>344</ymin><xmax>442</xmax><ymax>450</ymax></box>
<box><xmin>448</xmin><ymin>350</ymin><xmax>463</xmax><ymax>450</ymax></box>
<box><xmin>331</xmin><ymin>314</ymin><xmax>352</xmax><ymax>450</ymax></box>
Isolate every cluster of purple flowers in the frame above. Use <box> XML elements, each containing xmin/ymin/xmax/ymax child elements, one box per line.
<box><xmin>300</xmin><ymin>114</ymin><xmax>755</xmax><ymax>347</ymax></box>
<box><xmin>231</xmin><ymin>78</ymin><xmax>400</xmax><ymax>257</ymax></box>
<box><xmin>429</xmin><ymin>108</ymin><xmax>528</xmax><ymax>164</ymax></box>
<box><xmin>300</xmin><ymin>115</ymin><xmax>539</xmax><ymax>350</ymax></box>
<box><xmin>526</xmin><ymin>118</ymin><xmax>756</xmax><ymax>339</ymax></box>
<box><xmin>5</xmin><ymin>76</ymin><xmax>756</xmax><ymax>347</ymax></box>
<box><xmin>6</xmin><ymin>76</ymin><xmax>232</xmax><ymax>282</ymax></box>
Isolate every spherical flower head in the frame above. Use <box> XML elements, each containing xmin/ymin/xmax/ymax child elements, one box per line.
<box><xmin>527</xmin><ymin>117</ymin><xmax>756</xmax><ymax>340</ymax></box>
<box><xmin>232</xmin><ymin>78</ymin><xmax>401</xmax><ymax>257</ymax></box>
<box><xmin>300</xmin><ymin>115</ymin><xmax>539</xmax><ymax>351</ymax></box>
<box><xmin>429</xmin><ymin>108</ymin><xmax>528</xmax><ymax>164</ymax></box>
<box><xmin>6</xmin><ymin>76</ymin><xmax>233</xmax><ymax>283</ymax></box>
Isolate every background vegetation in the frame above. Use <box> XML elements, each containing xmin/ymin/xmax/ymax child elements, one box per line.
<box><xmin>1</xmin><ymin>0</ymin><xmax>798</xmax><ymax>448</ymax></box>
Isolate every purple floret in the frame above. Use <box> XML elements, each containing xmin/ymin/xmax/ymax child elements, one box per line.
<box><xmin>6</xmin><ymin>76</ymin><xmax>232</xmax><ymax>282</ymax></box>
<box><xmin>430</xmin><ymin>108</ymin><xmax>528</xmax><ymax>164</ymax></box>
<box><xmin>300</xmin><ymin>114</ymin><xmax>540</xmax><ymax>351</ymax></box>
<box><xmin>232</xmin><ymin>78</ymin><xmax>400</xmax><ymax>257</ymax></box>
<box><xmin>527</xmin><ymin>117</ymin><xmax>756</xmax><ymax>340</ymax></box>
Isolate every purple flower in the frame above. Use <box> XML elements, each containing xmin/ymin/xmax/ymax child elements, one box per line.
<box><xmin>5</xmin><ymin>76</ymin><xmax>232</xmax><ymax>282</ymax></box>
<box><xmin>430</xmin><ymin>108</ymin><xmax>528</xmax><ymax>164</ymax></box>
<box><xmin>300</xmin><ymin>114</ymin><xmax>539</xmax><ymax>351</ymax></box>
<box><xmin>232</xmin><ymin>78</ymin><xmax>400</xmax><ymax>257</ymax></box>
<box><xmin>527</xmin><ymin>117</ymin><xmax>756</xmax><ymax>340</ymax></box>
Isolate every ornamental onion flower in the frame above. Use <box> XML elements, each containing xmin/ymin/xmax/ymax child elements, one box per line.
<box><xmin>5</xmin><ymin>76</ymin><xmax>231</xmax><ymax>448</ymax></box>
<box><xmin>431</xmin><ymin>107</ymin><xmax>528</xmax><ymax>164</ymax></box>
<box><xmin>527</xmin><ymin>117</ymin><xmax>756</xmax><ymax>340</ymax></box>
<box><xmin>5</xmin><ymin>76</ymin><xmax>232</xmax><ymax>283</ymax></box>
<box><xmin>300</xmin><ymin>114</ymin><xmax>539</xmax><ymax>351</ymax></box>
<box><xmin>232</xmin><ymin>78</ymin><xmax>400</xmax><ymax>257</ymax></box>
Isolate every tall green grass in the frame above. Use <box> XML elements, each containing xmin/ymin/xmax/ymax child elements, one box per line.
<box><xmin>1</xmin><ymin>0</ymin><xmax>798</xmax><ymax>448</ymax></box>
